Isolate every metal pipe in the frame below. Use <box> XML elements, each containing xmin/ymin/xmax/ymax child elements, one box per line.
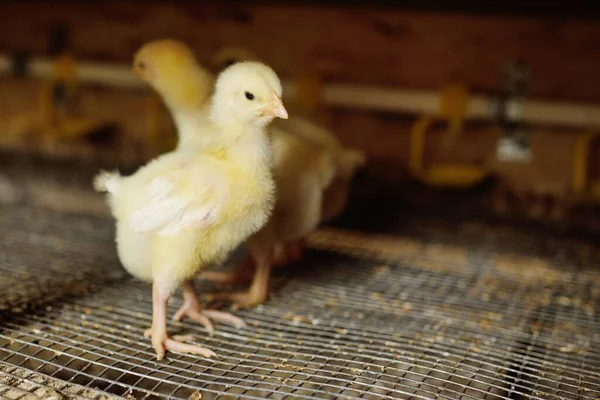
<box><xmin>2</xmin><ymin>53</ymin><xmax>600</xmax><ymax>129</ymax></box>
<box><xmin>0</xmin><ymin>55</ymin><xmax>145</xmax><ymax>89</ymax></box>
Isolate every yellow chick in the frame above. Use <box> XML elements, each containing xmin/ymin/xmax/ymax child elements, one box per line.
<box><xmin>279</xmin><ymin>117</ymin><xmax>366</xmax><ymax>222</ymax></box>
<box><xmin>94</xmin><ymin>61</ymin><xmax>288</xmax><ymax>360</ymax></box>
<box><xmin>208</xmin><ymin>47</ymin><xmax>367</xmax><ymax>262</ymax></box>
<box><xmin>237</xmin><ymin>118</ymin><xmax>366</xmax><ymax>270</ymax></box>
<box><xmin>134</xmin><ymin>40</ymin><xmax>350</xmax><ymax>308</ymax></box>
<box><xmin>133</xmin><ymin>39</ymin><xmax>214</xmax><ymax>150</ymax></box>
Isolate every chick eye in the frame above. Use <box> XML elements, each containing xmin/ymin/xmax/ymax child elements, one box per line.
<box><xmin>245</xmin><ymin>91</ymin><xmax>255</xmax><ymax>100</ymax></box>
<box><xmin>137</xmin><ymin>61</ymin><xmax>146</xmax><ymax>70</ymax></box>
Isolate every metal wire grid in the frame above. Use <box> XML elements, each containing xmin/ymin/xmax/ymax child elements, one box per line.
<box><xmin>0</xmin><ymin>203</ymin><xmax>599</xmax><ymax>398</ymax></box>
<box><xmin>0</xmin><ymin>362</ymin><xmax>121</xmax><ymax>400</ymax></box>
<box><xmin>0</xmin><ymin>204</ymin><xmax>125</xmax><ymax>313</ymax></box>
<box><xmin>1</xmin><ymin>254</ymin><xmax>599</xmax><ymax>400</ymax></box>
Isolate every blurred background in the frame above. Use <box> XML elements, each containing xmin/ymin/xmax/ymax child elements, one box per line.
<box><xmin>0</xmin><ymin>1</ymin><xmax>599</xmax><ymax>399</ymax></box>
<box><xmin>1</xmin><ymin>1</ymin><xmax>600</xmax><ymax>231</ymax></box>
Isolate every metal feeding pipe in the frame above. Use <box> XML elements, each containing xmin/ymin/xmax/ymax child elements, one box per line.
<box><xmin>1</xmin><ymin>53</ymin><xmax>600</xmax><ymax>129</ymax></box>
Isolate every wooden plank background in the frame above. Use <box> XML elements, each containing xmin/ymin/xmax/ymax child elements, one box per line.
<box><xmin>1</xmin><ymin>2</ymin><xmax>599</xmax><ymax>100</ymax></box>
<box><xmin>0</xmin><ymin>1</ymin><xmax>599</xmax><ymax>194</ymax></box>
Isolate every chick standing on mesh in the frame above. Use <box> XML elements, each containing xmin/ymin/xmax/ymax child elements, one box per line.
<box><xmin>209</xmin><ymin>47</ymin><xmax>367</xmax><ymax>265</ymax></box>
<box><xmin>94</xmin><ymin>61</ymin><xmax>288</xmax><ymax>360</ymax></box>
<box><xmin>133</xmin><ymin>39</ymin><xmax>337</xmax><ymax>308</ymax></box>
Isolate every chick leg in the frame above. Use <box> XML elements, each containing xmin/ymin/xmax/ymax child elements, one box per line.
<box><xmin>197</xmin><ymin>255</ymin><xmax>255</xmax><ymax>285</ymax></box>
<box><xmin>272</xmin><ymin>243</ymin><xmax>290</xmax><ymax>267</ymax></box>
<box><xmin>283</xmin><ymin>238</ymin><xmax>306</xmax><ymax>264</ymax></box>
<box><xmin>209</xmin><ymin>253</ymin><xmax>272</xmax><ymax>309</ymax></box>
<box><xmin>144</xmin><ymin>282</ymin><xmax>216</xmax><ymax>361</ymax></box>
<box><xmin>172</xmin><ymin>280</ymin><xmax>246</xmax><ymax>330</ymax></box>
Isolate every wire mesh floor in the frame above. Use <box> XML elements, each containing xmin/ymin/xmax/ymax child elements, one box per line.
<box><xmin>1</xmin><ymin>171</ymin><xmax>600</xmax><ymax>399</ymax></box>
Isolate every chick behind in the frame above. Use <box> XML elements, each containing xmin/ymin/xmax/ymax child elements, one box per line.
<box><xmin>133</xmin><ymin>39</ymin><xmax>214</xmax><ymax>150</ymax></box>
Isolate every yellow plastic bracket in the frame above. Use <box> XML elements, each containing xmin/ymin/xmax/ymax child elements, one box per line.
<box><xmin>573</xmin><ymin>132</ymin><xmax>598</xmax><ymax>197</ymax></box>
<box><xmin>438</xmin><ymin>83</ymin><xmax>468</xmax><ymax>149</ymax></box>
<box><xmin>409</xmin><ymin>115</ymin><xmax>433</xmax><ymax>177</ymax></box>
<box><xmin>39</xmin><ymin>53</ymin><xmax>78</xmax><ymax>127</ymax></box>
<box><xmin>572</xmin><ymin>132</ymin><xmax>596</xmax><ymax>195</ymax></box>
<box><xmin>409</xmin><ymin>83</ymin><xmax>487</xmax><ymax>187</ymax></box>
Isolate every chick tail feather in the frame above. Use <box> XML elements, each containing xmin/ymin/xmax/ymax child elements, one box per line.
<box><xmin>94</xmin><ymin>170</ymin><xmax>121</xmax><ymax>194</ymax></box>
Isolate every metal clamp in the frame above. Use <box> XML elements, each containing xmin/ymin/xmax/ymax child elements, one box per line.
<box><xmin>495</xmin><ymin>60</ymin><xmax>532</xmax><ymax>162</ymax></box>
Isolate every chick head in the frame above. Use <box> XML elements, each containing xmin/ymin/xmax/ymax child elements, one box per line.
<box><xmin>213</xmin><ymin>61</ymin><xmax>288</xmax><ymax>127</ymax></box>
<box><xmin>133</xmin><ymin>39</ymin><xmax>210</xmax><ymax>106</ymax></box>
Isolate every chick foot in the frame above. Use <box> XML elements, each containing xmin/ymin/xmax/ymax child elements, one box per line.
<box><xmin>209</xmin><ymin>290</ymin><xmax>266</xmax><ymax>310</ymax></box>
<box><xmin>208</xmin><ymin>261</ymin><xmax>271</xmax><ymax>310</ymax></box>
<box><xmin>143</xmin><ymin>328</ymin><xmax>216</xmax><ymax>360</ymax></box>
<box><xmin>146</xmin><ymin>281</ymin><xmax>218</xmax><ymax>361</ymax></box>
<box><xmin>173</xmin><ymin>280</ymin><xmax>246</xmax><ymax>331</ymax></box>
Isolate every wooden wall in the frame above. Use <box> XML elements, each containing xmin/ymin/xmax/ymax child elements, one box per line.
<box><xmin>0</xmin><ymin>1</ymin><xmax>599</xmax><ymax>194</ymax></box>
<box><xmin>1</xmin><ymin>2</ymin><xmax>600</xmax><ymax>100</ymax></box>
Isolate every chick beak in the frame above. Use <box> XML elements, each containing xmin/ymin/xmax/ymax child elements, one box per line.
<box><xmin>265</xmin><ymin>97</ymin><xmax>288</xmax><ymax>119</ymax></box>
